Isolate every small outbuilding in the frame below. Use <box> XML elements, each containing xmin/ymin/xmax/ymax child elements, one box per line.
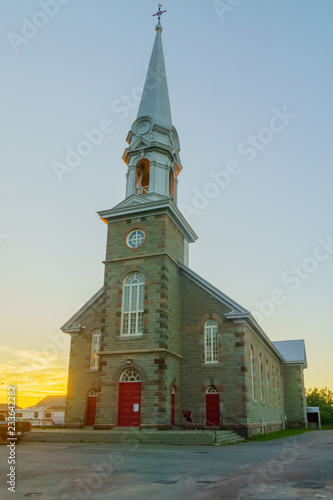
<box><xmin>307</xmin><ymin>407</ymin><xmax>321</xmax><ymax>429</ymax></box>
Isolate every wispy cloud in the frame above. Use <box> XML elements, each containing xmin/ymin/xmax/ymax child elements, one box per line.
<box><xmin>0</xmin><ymin>346</ymin><xmax>67</xmax><ymax>408</ymax></box>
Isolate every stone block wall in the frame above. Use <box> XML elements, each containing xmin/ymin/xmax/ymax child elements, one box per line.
<box><xmin>65</xmin><ymin>297</ymin><xmax>103</xmax><ymax>423</ymax></box>
<box><xmin>283</xmin><ymin>364</ymin><xmax>307</xmax><ymax>428</ymax></box>
<box><xmin>243</xmin><ymin>324</ymin><xmax>285</xmax><ymax>436</ymax></box>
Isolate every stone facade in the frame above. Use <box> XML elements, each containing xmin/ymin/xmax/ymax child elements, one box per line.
<box><xmin>61</xmin><ymin>19</ymin><xmax>307</xmax><ymax>436</ymax></box>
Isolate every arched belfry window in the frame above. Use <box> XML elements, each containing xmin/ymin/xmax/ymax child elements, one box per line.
<box><xmin>121</xmin><ymin>273</ymin><xmax>145</xmax><ymax>336</ymax></box>
<box><xmin>90</xmin><ymin>329</ymin><xmax>101</xmax><ymax>369</ymax></box>
<box><xmin>169</xmin><ymin>169</ymin><xmax>175</xmax><ymax>199</ymax></box>
<box><xmin>205</xmin><ymin>320</ymin><xmax>218</xmax><ymax>363</ymax></box>
<box><xmin>136</xmin><ymin>159</ymin><xmax>150</xmax><ymax>195</ymax></box>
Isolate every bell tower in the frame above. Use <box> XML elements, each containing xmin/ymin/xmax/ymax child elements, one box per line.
<box><xmin>122</xmin><ymin>21</ymin><xmax>182</xmax><ymax>204</ymax></box>
<box><xmin>98</xmin><ymin>12</ymin><xmax>197</xmax><ymax>264</ymax></box>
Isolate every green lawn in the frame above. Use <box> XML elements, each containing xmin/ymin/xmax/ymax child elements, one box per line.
<box><xmin>248</xmin><ymin>429</ymin><xmax>310</xmax><ymax>441</ymax></box>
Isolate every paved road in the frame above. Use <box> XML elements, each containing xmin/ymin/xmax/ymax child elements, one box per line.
<box><xmin>1</xmin><ymin>430</ymin><xmax>332</xmax><ymax>500</ymax></box>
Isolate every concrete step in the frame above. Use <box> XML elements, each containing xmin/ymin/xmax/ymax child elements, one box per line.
<box><xmin>26</xmin><ymin>428</ymin><xmax>244</xmax><ymax>446</ymax></box>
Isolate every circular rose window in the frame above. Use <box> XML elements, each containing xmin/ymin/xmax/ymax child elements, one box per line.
<box><xmin>126</xmin><ymin>230</ymin><xmax>145</xmax><ymax>248</ymax></box>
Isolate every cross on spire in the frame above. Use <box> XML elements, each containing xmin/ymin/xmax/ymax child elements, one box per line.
<box><xmin>153</xmin><ymin>4</ymin><xmax>166</xmax><ymax>23</ymax></box>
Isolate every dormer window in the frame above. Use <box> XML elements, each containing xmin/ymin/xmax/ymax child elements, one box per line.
<box><xmin>136</xmin><ymin>159</ymin><xmax>150</xmax><ymax>195</ymax></box>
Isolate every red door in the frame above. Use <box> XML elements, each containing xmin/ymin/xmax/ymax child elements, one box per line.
<box><xmin>86</xmin><ymin>395</ymin><xmax>97</xmax><ymax>426</ymax></box>
<box><xmin>171</xmin><ymin>393</ymin><xmax>175</xmax><ymax>425</ymax></box>
<box><xmin>118</xmin><ymin>382</ymin><xmax>141</xmax><ymax>426</ymax></box>
<box><xmin>206</xmin><ymin>393</ymin><xmax>220</xmax><ymax>426</ymax></box>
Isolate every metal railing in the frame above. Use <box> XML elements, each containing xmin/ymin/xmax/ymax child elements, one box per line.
<box><xmin>136</xmin><ymin>186</ymin><xmax>149</xmax><ymax>195</ymax></box>
<box><xmin>222</xmin><ymin>416</ymin><xmax>248</xmax><ymax>439</ymax></box>
<box><xmin>63</xmin><ymin>418</ymin><xmax>84</xmax><ymax>429</ymax></box>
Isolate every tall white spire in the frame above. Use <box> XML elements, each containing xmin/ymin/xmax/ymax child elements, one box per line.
<box><xmin>122</xmin><ymin>14</ymin><xmax>182</xmax><ymax>205</ymax></box>
<box><xmin>137</xmin><ymin>23</ymin><xmax>172</xmax><ymax>130</ymax></box>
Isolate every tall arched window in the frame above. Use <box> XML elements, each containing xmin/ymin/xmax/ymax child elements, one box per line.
<box><xmin>266</xmin><ymin>360</ymin><xmax>270</xmax><ymax>403</ymax></box>
<box><xmin>259</xmin><ymin>353</ymin><xmax>264</xmax><ymax>401</ymax></box>
<box><xmin>90</xmin><ymin>329</ymin><xmax>101</xmax><ymax>369</ymax></box>
<box><xmin>169</xmin><ymin>169</ymin><xmax>175</xmax><ymax>199</ymax></box>
<box><xmin>250</xmin><ymin>346</ymin><xmax>255</xmax><ymax>400</ymax></box>
<box><xmin>121</xmin><ymin>273</ymin><xmax>145</xmax><ymax>336</ymax></box>
<box><xmin>205</xmin><ymin>320</ymin><xmax>218</xmax><ymax>363</ymax></box>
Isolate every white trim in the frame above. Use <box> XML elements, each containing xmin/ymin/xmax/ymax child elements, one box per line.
<box><xmin>121</xmin><ymin>273</ymin><xmax>145</xmax><ymax>336</ymax></box>
<box><xmin>178</xmin><ymin>262</ymin><xmax>247</xmax><ymax>314</ymax></box>
<box><xmin>61</xmin><ymin>289</ymin><xmax>103</xmax><ymax>332</ymax></box>
<box><xmin>205</xmin><ymin>320</ymin><xmax>218</xmax><ymax>363</ymax></box>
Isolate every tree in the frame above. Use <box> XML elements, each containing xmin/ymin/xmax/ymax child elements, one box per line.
<box><xmin>306</xmin><ymin>387</ymin><xmax>333</xmax><ymax>425</ymax></box>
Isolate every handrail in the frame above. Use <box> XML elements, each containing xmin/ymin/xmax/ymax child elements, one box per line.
<box><xmin>63</xmin><ymin>418</ymin><xmax>84</xmax><ymax>429</ymax></box>
<box><xmin>222</xmin><ymin>416</ymin><xmax>248</xmax><ymax>439</ymax></box>
<box><xmin>202</xmin><ymin>418</ymin><xmax>219</xmax><ymax>443</ymax></box>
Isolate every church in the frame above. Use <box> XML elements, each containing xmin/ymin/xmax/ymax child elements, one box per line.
<box><xmin>61</xmin><ymin>11</ymin><xmax>307</xmax><ymax>436</ymax></box>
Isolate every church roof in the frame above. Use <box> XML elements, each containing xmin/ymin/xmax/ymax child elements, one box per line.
<box><xmin>60</xmin><ymin>288</ymin><xmax>103</xmax><ymax>333</ymax></box>
<box><xmin>178</xmin><ymin>262</ymin><xmax>285</xmax><ymax>362</ymax></box>
<box><xmin>273</xmin><ymin>340</ymin><xmax>307</xmax><ymax>367</ymax></box>
<box><xmin>26</xmin><ymin>395</ymin><xmax>66</xmax><ymax>409</ymax></box>
<box><xmin>136</xmin><ymin>22</ymin><xmax>172</xmax><ymax>130</ymax></box>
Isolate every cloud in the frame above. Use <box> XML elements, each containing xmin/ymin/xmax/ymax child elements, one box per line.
<box><xmin>0</xmin><ymin>346</ymin><xmax>67</xmax><ymax>408</ymax></box>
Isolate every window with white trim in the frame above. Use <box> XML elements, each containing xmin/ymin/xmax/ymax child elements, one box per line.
<box><xmin>121</xmin><ymin>273</ymin><xmax>145</xmax><ymax>336</ymax></box>
<box><xmin>205</xmin><ymin>320</ymin><xmax>218</xmax><ymax>363</ymax></box>
<box><xmin>259</xmin><ymin>353</ymin><xmax>264</xmax><ymax>401</ymax></box>
<box><xmin>90</xmin><ymin>329</ymin><xmax>101</xmax><ymax>369</ymax></box>
<box><xmin>266</xmin><ymin>360</ymin><xmax>270</xmax><ymax>402</ymax></box>
<box><xmin>251</xmin><ymin>346</ymin><xmax>255</xmax><ymax>400</ymax></box>
<box><xmin>120</xmin><ymin>368</ymin><xmax>141</xmax><ymax>382</ymax></box>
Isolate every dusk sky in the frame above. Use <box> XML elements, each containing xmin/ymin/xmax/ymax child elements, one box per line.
<box><xmin>1</xmin><ymin>0</ymin><xmax>332</xmax><ymax>408</ymax></box>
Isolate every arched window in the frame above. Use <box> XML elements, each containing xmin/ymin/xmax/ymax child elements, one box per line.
<box><xmin>250</xmin><ymin>346</ymin><xmax>255</xmax><ymax>400</ymax></box>
<box><xmin>135</xmin><ymin>159</ymin><xmax>150</xmax><ymax>195</ymax></box>
<box><xmin>205</xmin><ymin>320</ymin><xmax>218</xmax><ymax>363</ymax></box>
<box><xmin>120</xmin><ymin>368</ymin><xmax>141</xmax><ymax>382</ymax></box>
<box><xmin>259</xmin><ymin>353</ymin><xmax>264</xmax><ymax>401</ymax></box>
<box><xmin>121</xmin><ymin>273</ymin><xmax>145</xmax><ymax>336</ymax></box>
<box><xmin>169</xmin><ymin>169</ymin><xmax>175</xmax><ymax>199</ymax></box>
<box><xmin>90</xmin><ymin>329</ymin><xmax>101</xmax><ymax>369</ymax></box>
<box><xmin>266</xmin><ymin>360</ymin><xmax>270</xmax><ymax>403</ymax></box>
<box><xmin>206</xmin><ymin>385</ymin><xmax>218</xmax><ymax>394</ymax></box>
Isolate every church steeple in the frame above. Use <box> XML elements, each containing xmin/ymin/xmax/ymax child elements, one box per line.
<box><xmin>136</xmin><ymin>22</ymin><xmax>172</xmax><ymax>130</ymax></box>
<box><xmin>122</xmin><ymin>13</ymin><xmax>183</xmax><ymax>205</ymax></box>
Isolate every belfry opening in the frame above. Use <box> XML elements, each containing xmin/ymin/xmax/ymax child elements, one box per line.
<box><xmin>135</xmin><ymin>159</ymin><xmax>150</xmax><ymax>195</ymax></box>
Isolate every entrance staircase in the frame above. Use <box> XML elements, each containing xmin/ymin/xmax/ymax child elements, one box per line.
<box><xmin>27</xmin><ymin>428</ymin><xmax>245</xmax><ymax>445</ymax></box>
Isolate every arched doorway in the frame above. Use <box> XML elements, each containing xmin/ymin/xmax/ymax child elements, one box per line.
<box><xmin>118</xmin><ymin>368</ymin><xmax>141</xmax><ymax>427</ymax></box>
<box><xmin>206</xmin><ymin>385</ymin><xmax>220</xmax><ymax>427</ymax></box>
<box><xmin>86</xmin><ymin>389</ymin><xmax>97</xmax><ymax>426</ymax></box>
<box><xmin>171</xmin><ymin>386</ymin><xmax>176</xmax><ymax>425</ymax></box>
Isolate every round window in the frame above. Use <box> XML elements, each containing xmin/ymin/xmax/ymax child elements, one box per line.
<box><xmin>127</xmin><ymin>230</ymin><xmax>145</xmax><ymax>249</ymax></box>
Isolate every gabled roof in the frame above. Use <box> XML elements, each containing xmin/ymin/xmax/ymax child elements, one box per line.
<box><xmin>273</xmin><ymin>340</ymin><xmax>307</xmax><ymax>368</ymax></box>
<box><xmin>27</xmin><ymin>395</ymin><xmax>66</xmax><ymax>409</ymax></box>
<box><xmin>99</xmin><ymin>198</ymin><xmax>198</xmax><ymax>243</ymax></box>
<box><xmin>178</xmin><ymin>262</ymin><xmax>285</xmax><ymax>362</ymax></box>
<box><xmin>61</xmin><ymin>288</ymin><xmax>103</xmax><ymax>333</ymax></box>
<box><xmin>178</xmin><ymin>261</ymin><xmax>248</xmax><ymax>314</ymax></box>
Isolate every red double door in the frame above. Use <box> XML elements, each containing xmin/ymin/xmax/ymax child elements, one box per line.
<box><xmin>206</xmin><ymin>393</ymin><xmax>220</xmax><ymax>426</ymax></box>
<box><xmin>118</xmin><ymin>382</ymin><xmax>141</xmax><ymax>427</ymax></box>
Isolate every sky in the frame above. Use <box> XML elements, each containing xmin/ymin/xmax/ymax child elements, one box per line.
<box><xmin>0</xmin><ymin>0</ymin><xmax>332</xmax><ymax>408</ymax></box>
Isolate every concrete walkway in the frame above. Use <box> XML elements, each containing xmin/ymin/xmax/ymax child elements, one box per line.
<box><xmin>25</xmin><ymin>427</ymin><xmax>244</xmax><ymax>445</ymax></box>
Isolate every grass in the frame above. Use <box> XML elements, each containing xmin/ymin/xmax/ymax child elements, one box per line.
<box><xmin>248</xmin><ymin>429</ymin><xmax>310</xmax><ymax>442</ymax></box>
